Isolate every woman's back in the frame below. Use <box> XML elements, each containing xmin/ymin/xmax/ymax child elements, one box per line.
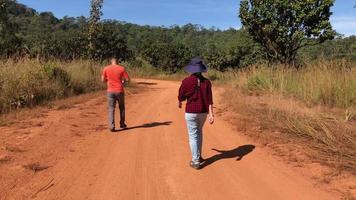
<box><xmin>178</xmin><ymin>74</ymin><xmax>213</xmax><ymax>113</ymax></box>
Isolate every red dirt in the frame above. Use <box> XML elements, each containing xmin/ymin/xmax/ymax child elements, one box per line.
<box><xmin>0</xmin><ymin>79</ymin><xmax>345</xmax><ymax>199</ymax></box>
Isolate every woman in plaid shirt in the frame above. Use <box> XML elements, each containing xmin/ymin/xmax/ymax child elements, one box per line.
<box><xmin>178</xmin><ymin>58</ymin><xmax>214</xmax><ymax>170</ymax></box>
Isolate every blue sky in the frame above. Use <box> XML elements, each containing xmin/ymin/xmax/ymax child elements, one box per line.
<box><xmin>17</xmin><ymin>0</ymin><xmax>356</xmax><ymax>36</ymax></box>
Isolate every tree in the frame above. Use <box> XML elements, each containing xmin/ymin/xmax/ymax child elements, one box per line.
<box><xmin>239</xmin><ymin>0</ymin><xmax>336</xmax><ymax>65</ymax></box>
<box><xmin>140</xmin><ymin>38</ymin><xmax>192</xmax><ymax>72</ymax></box>
<box><xmin>0</xmin><ymin>0</ymin><xmax>20</xmax><ymax>57</ymax></box>
<box><xmin>3</xmin><ymin>0</ymin><xmax>354</xmax><ymax>69</ymax></box>
<box><xmin>88</xmin><ymin>0</ymin><xmax>104</xmax><ymax>60</ymax></box>
<box><xmin>94</xmin><ymin>21</ymin><xmax>131</xmax><ymax>61</ymax></box>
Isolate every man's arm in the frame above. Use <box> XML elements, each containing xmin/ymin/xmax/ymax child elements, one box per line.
<box><xmin>101</xmin><ymin>75</ymin><xmax>107</xmax><ymax>83</ymax></box>
<box><xmin>121</xmin><ymin>70</ymin><xmax>130</xmax><ymax>85</ymax></box>
<box><xmin>101</xmin><ymin>69</ymin><xmax>107</xmax><ymax>83</ymax></box>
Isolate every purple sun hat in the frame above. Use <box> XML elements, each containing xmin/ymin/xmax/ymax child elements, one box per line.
<box><xmin>185</xmin><ymin>57</ymin><xmax>208</xmax><ymax>73</ymax></box>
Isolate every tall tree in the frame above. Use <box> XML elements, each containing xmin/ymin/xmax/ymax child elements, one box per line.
<box><xmin>88</xmin><ymin>0</ymin><xmax>104</xmax><ymax>60</ymax></box>
<box><xmin>239</xmin><ymin>0</ymin><xmax>336</xmax><ymax>65</ymax></box>
<box><xmin>0</xmin><ymin>0</ymin><xmax>20</xmax><ymax>57</ymax></box>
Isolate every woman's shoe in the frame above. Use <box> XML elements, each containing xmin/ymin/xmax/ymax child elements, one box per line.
<box><xmin>189</xmin><ymin>161</ymin><xmax>201</xmax><ymax>170</ymax></box>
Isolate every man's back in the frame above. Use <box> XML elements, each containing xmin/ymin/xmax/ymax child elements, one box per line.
<box><xmin>102</xmin><ymin>64</ymin><xmax>129</xmax><ymax>93</ymax></box>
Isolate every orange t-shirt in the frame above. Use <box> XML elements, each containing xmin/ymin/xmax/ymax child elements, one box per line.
<box><xmin>102</xmin><ymin>65</ymin><xmax>129</xmax><ymax>93</ymax></box>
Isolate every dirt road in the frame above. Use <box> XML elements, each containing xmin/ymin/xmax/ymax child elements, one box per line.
<box><xmin>0</xmin><ymin>79</ymin><xmax>339</xmax><ymax>200</ymax></box>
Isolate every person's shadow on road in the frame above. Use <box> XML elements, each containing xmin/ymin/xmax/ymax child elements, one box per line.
<box><xmin>200</xmin><ymin>145</ymin><xmax>255</xmax><ymax>169</ymax></box>
<box><xmin>114</xmin><ymin>121</ymin><xmax>172</xmax><ymax>132</ymax></box>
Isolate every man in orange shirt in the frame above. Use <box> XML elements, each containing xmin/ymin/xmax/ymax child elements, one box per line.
<box><xmin>102</xmin><ymin>58</ymin><xmax>130</xmax><ymax>132</ymax></box>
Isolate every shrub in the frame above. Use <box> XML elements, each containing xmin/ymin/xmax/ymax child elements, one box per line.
<box><xmin>0</xmin><ymin>59</ymin><xmax>104</xmax><ymax>113</ymax></box>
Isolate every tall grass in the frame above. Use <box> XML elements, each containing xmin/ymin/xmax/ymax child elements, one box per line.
<box><xmin>224</xmin><ymin>87</ymin><xmax>356</xmax><ymax>173</ymax></box>
<box><xmin>226</xmin><ymin>60</ymin><xmax>356</xmax><ymax>109</ymax></box>
<box><xmin>264</xmin><ymin>106</ymin><xmax>355</xmax><ymax>173</ymax></box>
<box><xmin>221</xmin><ymin>60</ymin><xmax>356</xmax><ymax>174</ymax></box>
<box><xmin>1</xmin><ymin>58</ymin><xmax>355</xmax><ymax>112</ymax></box>
<box><xmin>0</xmin><ymin>59</ymin><xmax>103</xmax><ymax>113</ymax></box>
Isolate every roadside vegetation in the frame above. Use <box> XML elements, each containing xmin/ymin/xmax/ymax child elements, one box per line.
<box><xmin>0</xmin><ymin>59</ymin><xmax>103</xmax><ymax>114</ymax></box>
<box><xmin>218</xmin><ymin>60</ymin><xmax>356</xmax><ymax>175</ymax></box>
<box><xmin>0</xmin><ymin>58</ymin><xmax>185</xmax><ymax>114</ymax></box>
<box><xmin>214</xmin><ymin>60</ymin><xmax>356</xmax><ymax>109</ymax></box>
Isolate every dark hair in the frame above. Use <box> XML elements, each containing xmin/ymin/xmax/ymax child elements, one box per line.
<box><xmin>193</xmin><ymin>72</ymin><xmax>207</xmax><ymax>82</ymax></box>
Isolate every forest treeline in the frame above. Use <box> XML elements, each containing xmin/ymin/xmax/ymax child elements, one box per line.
<box><xmin>1</xmin><ymin>1</ymin><xmax>356</xmax><ymax>71</ymax></box>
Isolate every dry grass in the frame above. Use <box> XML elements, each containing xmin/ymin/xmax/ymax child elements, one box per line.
<box><xmin>345</xmin><ymin>109</ymin><xmax>356</xmax><ymax>122</ymax></box>
<box><xmin>223</xmin><ymin>87</ymin><xmax>356</xmax><ymax>174</ymax></box>
<box><xmin>0</xmin><ymin>58</ymin><xmax>162</xmax><ymax>115</ymax></box>
<box><xmin>0</xmin><ymin>59</ymin><xmax>104</xmax><ymax>114</ymax></box>
<box><xmin>215</xmin><ymin>60</ymin><xmax>356</xmax><ymax>176</ymax></box>
<box><xmin>0</xmin><ymin>81</ymin><xmax>139</xmax><ymax>127</ymax></box>
<box><xmin>235</xmin><ymin>60</ymin><xmax>356</xmax><ymax>109</ymax></box>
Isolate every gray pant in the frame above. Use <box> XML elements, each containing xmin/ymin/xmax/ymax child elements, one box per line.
<box><xmin>107</xmin><ymin>92</ymin><xmax>125</xmax><ymax>129</ymax></box>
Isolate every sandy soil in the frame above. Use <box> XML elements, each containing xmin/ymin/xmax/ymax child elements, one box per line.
<box><xmin>0</xmin><ymin>79</ymin><xmax>342</xmax><ymax>200</ymax></box>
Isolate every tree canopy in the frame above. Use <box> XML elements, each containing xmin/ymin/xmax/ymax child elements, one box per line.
<box><xmin>0</xmin><ymin>1</ymin><xmax>355</xmax><ymax>71</ymax></box>
<box><xmin>239</xmin><ymin>0</ymin><xmax>336</xmax><ymax>65</ymax></box>
<box><xmin>0</xmin><ymin>0</ymin><xmax>20</xmax><ymax>57</ymax></box>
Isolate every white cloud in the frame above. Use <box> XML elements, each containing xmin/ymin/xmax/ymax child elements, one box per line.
<box><xmin>331</xmin><ymin>16</ymin><xmax>356</xmax><ymax>36</ymax></box>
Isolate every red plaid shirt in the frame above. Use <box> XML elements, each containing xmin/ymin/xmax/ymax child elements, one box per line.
<box><xmin>178</xmin><ymin>75</ymin><xmax>213</xmax><ymax>113</ymax></box>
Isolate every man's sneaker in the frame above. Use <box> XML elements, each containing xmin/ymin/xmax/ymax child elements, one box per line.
<box><xmin>189</xmin><ymin>161</ymin><xmax>201</xmax><ymax>170</ymax></box>
<box><xmin>120</xmin><ymin>124</ymin><xmax>127</xmax><ymax>129</ymax></box>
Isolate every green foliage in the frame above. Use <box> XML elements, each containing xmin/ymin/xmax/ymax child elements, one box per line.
<box><xmin>1</xmin><ymin>1</ymin><xmax>267</xmax><ymax>70</ymax></box>
<box><xmin>93</xmin><ymin>21</ymin><xmax>131</xmax><ymax>61</ymax></box>
<box><xmin>202</xmin><ymin>30</ymin><xmax>264</xmax><ymax>70</ymax></box>
<box><xmin>141</xmin><ymin>41</ymin><xmax>191</xmax><ymax>73</ymax></box>
<box><xmin>0</xmin><ymin>0</ymin><xmax>20</xmax><ymax>57</ymax></box>
<box><xmin>88</xmin><ymin>0</ymin><xmax>103</xmax><ymax>59</ymax></box>
<box><xmin>300</xmin><ymin>35</ymin><xmax>356</xmax><ymax>62</ymax></box>
<box><xmin>239</xmin><ymin>0</ymin><xmax>336</xmax><ymax>65</ymax></box>
<box><xmin>0</xmin><ymin>1</ymin><xmax>355</xmax><ymax>71</ymax></box>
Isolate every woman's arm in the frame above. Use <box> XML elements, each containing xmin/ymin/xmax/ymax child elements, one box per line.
<box><xmin>208</xmin><ymin>104</ymin><xmax>214</xmax><ymax>124</ymax></box>
<box><xmin>208</xmin><ymin>81</ymin><xmax>214</xmax><ymax>124</ymax></box>
<box><xmin>178</xmin><ymin>81</ymin><xmax>186</xmax><ymax>108</ymax></box>
<box><xmin>178</xmin><ymin>82</ymin><xmax>185</xmax><ymax>108</ymax></box>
